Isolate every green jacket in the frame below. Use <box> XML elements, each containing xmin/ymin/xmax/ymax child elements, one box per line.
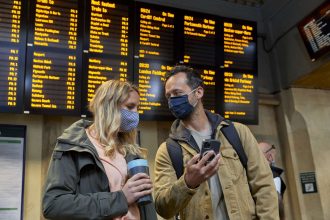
<box><xmin>154</xmin><ymin>111</ymin><xmax>279</xmax><ymax>220</ymax></box>
<box><xmin>42</xmin><ymin>119</ymin><xmax>157</xmax><ymax>220</ymax></box>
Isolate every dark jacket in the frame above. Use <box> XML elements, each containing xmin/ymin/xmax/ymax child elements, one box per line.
<box><xmin>42</xmin><ymin>119</ymin><xmax>157</xmax><ymax>220</ymax></box>
<box><xmin>271</xmin><ymin>165</ymin><xmax>287</xmax><ymax>196</ymax></box>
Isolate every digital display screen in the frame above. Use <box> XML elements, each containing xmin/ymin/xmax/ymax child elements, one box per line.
<box><xmin>222</xmin><ymin>20</ymin><xmax>257</xmax><ymax>71</ymax></box>
<box><xmin>193</xmin><ymin>66</ymin><xmax>216</xmax><ymax>113</ymax></box>
<box><xmin>183</xmin><ymin>14</ymin><xmax>216</xmax><ymax>66</ymax></box>
<box><xmin>0</xmin><ymin>0</ymin><xmax>26</xmax><ymax>113</ymax></box>
<box><xmin>136</xmin><ymin>5</ymin><xmax>176</xmax><ymax>62</ymax></box>
<box><xmin>0</xmin><ymin>0</ymin><xmax>258</xmax><ymax>124</ymax></box>
<box><xmin>298</xmin><ymin>1</ymin><xmax>330</xmax><ymax>61</ymax></box>
<box><xmin>87</xmin><ymin>0</ymin><xmax>129</xmax><ymax>55</ymax></box>
<box><xmin>135</xmin><ymin>60</ymin><xmax>173</xmax><ymax>120</ymax></box>
<box><xmin>85</xmin><ymin>57</ymin><xmax>129</xmax><ymax>103</ymax></box>
<box><xmin>24</xmin><ymin>0</ymin><xmax>82</xmax><ymax>115</ymax></box>
<box><xmin>220</xmin><ymin>70</ymin><xmax>257</xmax><ymax>124</ymax></box>
<box><xmin>81</xmin><ymin>0</ymin><xmax>133</xmax><ymax>115</ymax></box>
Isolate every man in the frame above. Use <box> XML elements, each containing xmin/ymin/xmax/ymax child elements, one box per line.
<box><xmin>154</xmin><ymin>65</ymin><xmax>279</xmax><ymax>220</ymax></box>
<box><xmin>258</xmin><ymin>142</ymin><xmax>286</xmax><ymax>219</ymax></box>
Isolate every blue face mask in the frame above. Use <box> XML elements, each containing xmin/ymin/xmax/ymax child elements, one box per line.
<box><xmin>120</xmin><ymin>109</ymin><xmax>139</xmax><ymax>132</ymax></box>
<box><xmin>168</xmin><ymin>89</ymin><xmax>197</xmax><ymax>119</ymax></box>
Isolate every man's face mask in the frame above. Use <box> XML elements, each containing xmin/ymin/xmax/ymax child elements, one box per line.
<box><xmin>120</xmin><ymin>109</ymin><xmax>139</xmax><ymax>132</ymax></box>
<box><xmin>168</xmin><ymin>88</ymin><xmax>198</xmax><ymax>119</ymax></box>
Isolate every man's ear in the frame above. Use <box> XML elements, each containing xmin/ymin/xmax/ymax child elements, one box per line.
<box><xmin>266</xmin><ymin>153</ymin><xmax>273</xmax><ymax>164</ymax></box>
<box><xmin>195</xmin><ymin>86</ymin><xmax>204</xmax><ymax>99</ymax></box>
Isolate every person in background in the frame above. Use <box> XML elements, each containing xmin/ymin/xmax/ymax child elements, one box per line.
<box><xmin>42</xmin><ymin>80</ymin><xmax>157</xmax><ymax>220</ymax></box>
<box><xmin>258</xmin><ymin>142</ymin><xmax>287</xmax><ymax>220</ymax></box>
<box><xmin>154</xmin><ymin>65</ymin><xmax>279</xmax><ymax>220</ymax></box>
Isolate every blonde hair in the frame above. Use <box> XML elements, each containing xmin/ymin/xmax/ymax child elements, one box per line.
<box><xmin>88</xmin><ymin>80</ymin><xmax>140</xmax><ymax>157</ymax></box>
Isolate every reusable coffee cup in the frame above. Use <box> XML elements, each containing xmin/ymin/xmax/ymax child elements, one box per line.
<box><xmin>127</xmin><ymin>159</ymin><xmax>152</xmax><ymax>205</ymax></box>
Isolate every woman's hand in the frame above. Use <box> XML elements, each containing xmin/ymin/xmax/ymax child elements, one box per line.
<box><xmin>122</xmin><ymin>173</ymin><xmax>153</xmax><ymax>205</ymax></box>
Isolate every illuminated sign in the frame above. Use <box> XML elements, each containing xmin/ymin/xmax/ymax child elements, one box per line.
<box><xmin>222</xmin><ymin>21</ymin><xmax>256</xmax><ymax>70</ymax></box>
<box><xmin>33</xmin><ymin>0</ymin><xmax>78</xmax><ymax>49</ymax></box>
<box><xmin>25</xmin><ymin>51</ymin><xmax>79</xmax><ymax>111</ymax></box>
<box><xmin>183</xmin><ymin>14</ymin><xmax>216</xmax><ymax>66</ymax></box>
<box><xmin>0</xmin><ymin>0</ymin><xmax>258</xmax><ymax>123</ymax></box>
<box><xmin>221</xmin><ymin>70</ymin><xmax>257</xmax><ymax>123</ymax></box>
<box><xmin>0</xmin><ymin>0</ymin><xmax>25</xmax><ymax>113</ymax></box>
<box><xmin>137</xmin><ymin>6</ymin><xmax>175</xmax><ymax>61</ymax></box>
<box><xmin>24</xmin><ymin>0</ymin><xmax>81</xmax><ymax>114</ymax></box>
<box><xmin>136</xmin><ymin>61</ymin><xmax>173</xmax><ymax>119</ymax></box>
<box><xmin>298</xmin><ymin>1</ymin><xmax>330</xmax><ymax>61</ymax></box>
<box><xmin>88</xmin><ymin>0</ymin><xmax>129</xmax><ymax>55</ymax></box>
<box><xmin>86</xmin><ymin>57</ymin><xmax>128</xmax><ymax>102</ymax></box>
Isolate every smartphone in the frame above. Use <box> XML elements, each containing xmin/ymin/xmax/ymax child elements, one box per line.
<box><xmin>200</xmin><ymin>139</ymin><xmax>221</xmax><ymax>162</ymax></box>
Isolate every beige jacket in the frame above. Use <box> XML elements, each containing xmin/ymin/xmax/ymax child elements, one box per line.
<box><xmin>154</xmin><ymin>114</ymin><xmax>279</xmax><ymax>220</ymax></box>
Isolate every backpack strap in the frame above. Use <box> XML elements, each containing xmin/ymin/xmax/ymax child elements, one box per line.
<box><xmin>166</xmin><ymin>138</ymin><xmax>183</xmax><ymax>220</ymax></box>
<box><xmin>221</xmin><ymin>120</ymin><xmax>248</xmax><ymax>170</ymax></box>
<box><xmin>166</xmin><ymin>138</ymin><xmax>184</xmax><ymax>179</ymax></box>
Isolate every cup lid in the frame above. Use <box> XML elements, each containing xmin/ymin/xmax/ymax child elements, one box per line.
<box><xmin>127</xmin><ymin>159</ymin><xmax>148</xmax><ymax>169</ymax></box>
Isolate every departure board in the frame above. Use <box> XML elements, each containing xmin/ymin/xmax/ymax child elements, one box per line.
<box><xmin>85</xmin><ymin>57</ymin><xmax>129</xmax><ymax>103</ymax></box>
<box><xmin>24</xmin><ymin>0</ymin><xmax>82</xmax><ymax>115</ymax></box>
<box><xmin>135</xmin><ymin>61</ymin><xmax>173</xmax><ymax>120</ymax></box>
<box><xmin>220</xmin><ymin>70</ymin><xmax>257</xmax><ymax>123</ymax></box>
<box><xmin>136</xmin><ymin>5</ymin><xmax>176</xmax><ymax>62</ymax></box>
<box><xmin>32</xmin><ymin>0</ymin><xmax>78</xmax><ymax>49</ymax></box>
<box><xmin>0</xmin><ymin>0</ymin><xmax>26</xmax><ymax>113</ymax></box>
<box><xmin>298</xmin><ymin>1</ymin><xmax>330</xmax><ymax>61</ymax></box>
<box><xmin>192</xmin><ymin>66</ymin><xmax>216</xmax><ymax>113</ymax></box>
<box><xmin>87</xmin><ymin>0</ymin><xmax>130</xmax><ymax>55</ymax></box>
<box><xmin>222</xmin><ymin>20</ymin><xmax>256</xmax><ymax>70</ymax></box>
<box><xmin>81</xmin><ymin>0</ymin><xmax>133</xmax><ymax>115</ymax></box>
<box><xmin>183</xmin><ymin>14</ymin><xmax>216</xmax><ymax>66</ymax></box>
<box><xmin>0</xmin><ymin>0</ymin><xmax>258</xmax><ymax>123</ymax></box>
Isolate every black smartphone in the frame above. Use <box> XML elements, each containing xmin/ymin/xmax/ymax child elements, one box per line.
<box><xmin>200</xmin><ymin>139</ymin><xmax>221</xmax><ymax>162</ymax></box>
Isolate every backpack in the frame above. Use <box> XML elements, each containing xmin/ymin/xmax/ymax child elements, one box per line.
<box><xmin>166</xmin><ymin>119</ymin><xmax>248</xmax><ymax>179</ymax></box>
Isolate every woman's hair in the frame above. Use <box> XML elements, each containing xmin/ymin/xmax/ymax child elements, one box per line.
<box><xmin>88</xmin><ymin>80</ymin><xmax>140</xmax><ymax>157</ymax></box>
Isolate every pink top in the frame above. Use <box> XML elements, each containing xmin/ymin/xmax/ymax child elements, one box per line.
<box><xmin>86</xmin><ymin>129</ymin><xmax>140</xmax><ymax>220</ymax></box>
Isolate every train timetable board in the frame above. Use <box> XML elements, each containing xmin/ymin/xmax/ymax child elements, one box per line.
<box><xmin>0</xmin><ymin>0</ymin><xmax>258</xmax><ymax>124</ymax></box>
<box><xmin>24</xmin><ymin>0</ymin><xmax>83</xmax><ymax>115</ymax></box>
<box><xmin>81</xmin><ymin>0</ymin><xmax>134</xmax><ymax>115</ymax></box>
<box><xmin>219</xmin><ymin>70</ymin><xmax>257</xmax><ymax>124</ymax></box>
<box><xmin>298</xmin><ymin>1</ymin><xmax>330</xmax><ymax>61</ymax></box>
<box><xmin>221</xmin><ymin>19</ymin><xmax>257</xmax><ymax>71</ymax></box>
<box><xmin>135</xmin><ymin>3</ymin><xmax>177</xmax><ymax>62</ymax></box>
<box><xmin>0</xmin><ymin>0</ymin><xmax>26</xmax><ymax>113</ymax></box>
<box><xmin>85</xmin><ymin>0</ymin><xmax>131</xmax><ymax>56</ymax></box>
<box><xmin>183</xmin><ymin>13</ymin><xmax>217</xmax><ymax>66</ymax></box>
<box><xmin>194</xmin><ymin>66</ymin><xmax>216</xmax><ymax>113</ymax></box>
<box><xmin>135</xmin><ymin>61</ymin><xmax>174</xmax><ymax>120</ymax></box>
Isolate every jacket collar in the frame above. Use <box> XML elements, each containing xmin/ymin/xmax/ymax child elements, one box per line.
<box><xmin>169</xmin><ymin>110</ymin><xmax>225</xmax><ymax>151</ymax></box>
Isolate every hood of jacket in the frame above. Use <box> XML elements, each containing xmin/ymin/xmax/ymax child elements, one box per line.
<box><xmin>55</xmin><ymin>119</ymin><xmax>96</xmax><ymax>153</ymax></box>
<box><xmin>168</xmin><ymin>110</ymin><xmax>224</xmax><ymax>152</ymax></box>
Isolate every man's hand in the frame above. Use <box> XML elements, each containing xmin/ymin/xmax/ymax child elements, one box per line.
<box><xmin>184</xmin><ymin>151</ymin><xmax>221</xmax><ymax>189</ymax></box>
<box><xmin>122</xmin><ymin>173</ymin><xmax>152</xmax><ymax>205</ymax></box>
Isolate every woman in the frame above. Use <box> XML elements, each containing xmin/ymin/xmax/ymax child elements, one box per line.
<box><xmin>42</xmin><ymin>80</ymin><xmax>157</xmax><ymax>220</ymax></box>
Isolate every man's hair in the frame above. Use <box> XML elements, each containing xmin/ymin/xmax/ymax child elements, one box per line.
<box><xmin>88</xmin><ymin>80</ymin><xmax>140</xmax><ymax>157</ymax></box>
<box><xmin>165</xmin><ymin>65</ymin><xmax>204</xmax><ymax>89</ymax></box>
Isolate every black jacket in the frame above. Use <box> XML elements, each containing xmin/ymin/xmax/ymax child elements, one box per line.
<box><xmin>271</xmin><ymin>165</ymin><xmax>287</xmax><ymax>196</ymax></box>
<box><xmin>42</xmin><ymin>119</ymin><xmax>157</xmax><ymax>220</ymax></box>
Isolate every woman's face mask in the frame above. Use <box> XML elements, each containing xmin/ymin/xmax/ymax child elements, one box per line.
<box><xmin>119</xmin><ymin>109</ymin><xmax>139</xmax><ymax>132</ymax></box>
<box><xmin>168</xmin><ymin>88</ymin><xmax>198</xmax><ymax>119</ymax></box>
